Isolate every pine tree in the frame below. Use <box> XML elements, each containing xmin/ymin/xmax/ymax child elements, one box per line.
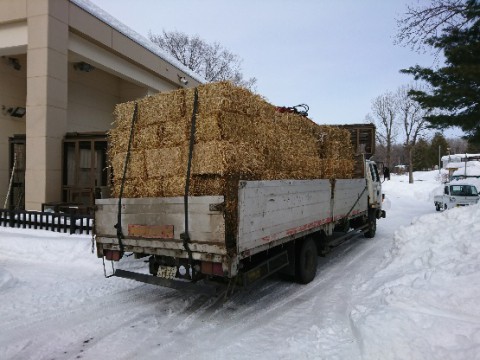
<box><xmin>401</xmin><ymin>0</ymin><xmax>480</xmax><ymax>144</ymax></box>
<box><xmin>413</xmin><ymin>138</ymin><xmax>431</xmax><ymax>170</ymax></box>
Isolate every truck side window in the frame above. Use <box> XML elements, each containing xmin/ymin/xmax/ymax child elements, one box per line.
<box><xmin>444</xmin><ymin>186</ymin><xmax>449</xmax><ymax>195</ymax></box>
<box><xmin>369</xmin><ymin>163</ymin><xmax>379</xmax><ymax>182</ymax></box>
<box><xmin>372</xmin><ymin>164</ymin><xmax>380</xmax><ymax>182</ymax></box>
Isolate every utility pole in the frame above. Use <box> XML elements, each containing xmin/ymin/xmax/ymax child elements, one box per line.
<box><xmin>438</xmin><ymin>145</ymin><xmax>441</xmax><ymax>173</ymax></box>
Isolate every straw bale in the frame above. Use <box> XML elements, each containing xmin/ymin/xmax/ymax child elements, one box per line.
<box><xmin>145</xmin><ymin>146</ymin><xmax>186</xmax><ymax>178</ymax></box>
<box><xmin>110</xmin><ymin>150</ymin><xmax>146</xmax><ymax>181</ymax></box>
<box><xmin>133</xmin><ymin>125</ymin><xmax>161</xmax><ymax>150</ymax></box>
<box><xmin>112</xmin><ymin>102</ymin><xmax>137</xmax><ymax>130</ymax></box>
<box><xmin>190</xmin><ymin>141</ymin><xmax>227</xmax><ymax>175</ymax></box>
<box><xmin>109</xmin><ymin>81</ymin><xmax>357</xmax><ymax>201</ymax></box>
<box><xmin>217</xmin><ymin>113</ymin><xmax>270</xmax><ymax>143</ymax></box>
<box><xmin>191</xmin><ymin>175</ymin><xmax>227</xmax><ymax>196</ymax></box>
<box><xmin>158</xmin><ymin>119</ymin><xmax>189</xmax><ymax>148</ymax></box>
<box><xmin>111</xmin><ymin>177</ymin><xmax>147</xmax><ymax>198</ymax></box>
<box><xmin>191</xmin><ymin>141</ymin><xmax>265</xmax><ymax>176</ymax></box>
<box><xmin>136</xmin><ymin>90</ymin><xmax>187</xmax><ymax>126</ymax></box>
<box><xmin>161</xmin><ymin>176</ymin><xmax>187</xmax><ymax>197</ymax></box>
<box><xmin>134</xmin><ymin>177</ymin><xmax>185</xmax><ymax>198</ymax></box>
<box><xmin>186</xmin><ymin>82</ymin><xmax>275</xmax><ymax>117</ymax></box>
<box><xmin>194</xmin><ymin>114</ymin><xmax>222</xmax><ymax>142</ymax></box>
<box><xmin>108</xmin><ymin>127</ymin><xmax>129</xmax><ymax>155</ymax></box>
<box><xmin>140</xmin><ymin>178</ymin><xmax>164</xmax><ymax>198</ymax></box>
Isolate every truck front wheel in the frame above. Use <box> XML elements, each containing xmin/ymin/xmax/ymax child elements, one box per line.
<box><xmin>295</xmin><ymin>237</ymin><xmax>318</xmax><ymax>284</ymax></box>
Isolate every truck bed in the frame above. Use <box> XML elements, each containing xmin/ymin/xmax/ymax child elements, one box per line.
<box><xmin>95</xmin><ymin>179</ymin><xmax>368</xmax><ymax>265</ymax></box>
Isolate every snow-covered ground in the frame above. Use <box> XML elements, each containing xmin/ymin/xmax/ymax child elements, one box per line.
<box><xmin>1</xmin><ymin>171</ymin><xmax>479</xmax><ymax>360</ymax></box>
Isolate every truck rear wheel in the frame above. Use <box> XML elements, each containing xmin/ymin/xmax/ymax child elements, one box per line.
<box><xmin>295</xmin><ymin>237</ymin><xmax>317</xmax><ymax>284</ymax></box>
<box><xmin>435</xmin><ymin>203</ymin><xmax>441</xmax><ymax>211</ymax></box>
<box><xmin>364</xmin><ymin>211</ymin><xmax>376</xmax><ymax>238</ymax></box>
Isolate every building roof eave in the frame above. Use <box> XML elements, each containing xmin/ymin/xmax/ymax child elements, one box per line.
<box><xmin>70</xmin><ymin>0</ymin><xmax>206</xmax><ymax>85</ymax></box>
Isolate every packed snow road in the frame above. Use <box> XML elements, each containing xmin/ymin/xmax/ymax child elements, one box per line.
<box><xmin>1</xmin><ymin>172</ymin><xmax>479</xmax><ymax>359</ymax></box>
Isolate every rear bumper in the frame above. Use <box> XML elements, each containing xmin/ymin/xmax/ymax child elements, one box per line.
<box><xmin>113</xmin><ymin>269</ymin><xmax>225</xmax><ymax>296</ymax></box>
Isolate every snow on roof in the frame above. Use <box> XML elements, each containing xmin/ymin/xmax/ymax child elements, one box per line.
<box><xmin>441</xmin><ymin>153</ymin><xmax>480</xmax><ymax>161</ymax></box>
<box><xmin>445</xmin><ymin>162</ymin><xmax>464</xmax><ymax>169</ymax></box>
<box><xmin>71</xmin><ymin>0</ymin><xmax>205</xmax><ymax>84</ymax></box>
<box><xmin>452</xmin><ymin>161</ymin><xmax>480</xmax><ymax>177</ymax></box>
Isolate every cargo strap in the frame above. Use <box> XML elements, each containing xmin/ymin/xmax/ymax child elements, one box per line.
<box><xmin>345</xmin><ymin>185</ymin><xmax>368</xmax><ymax>219</ymax></box>
<box><xmin>114</xmin><ymin>102</ymin><xmax>139</xmax><ymax>254</ymax></box>
<box><xmin>181</xmin><ymin>88</ymin><xmax>199</xmax><ymax>280</ymax></box>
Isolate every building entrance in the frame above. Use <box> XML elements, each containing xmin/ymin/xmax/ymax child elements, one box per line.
<box><xmin>63</xmin><ymin>133</ymin><xmax>109</xmax><ymax>210</ymax></box>
<box><xmin>7</xmin><ymin>135</ymin><xmax>26</xmax><ymax>210</ymax></box>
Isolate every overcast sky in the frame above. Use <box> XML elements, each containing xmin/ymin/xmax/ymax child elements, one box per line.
<box><xmin>89</xmin><ymin>0</ymin><xmax>439</xmax><ymax>127</ymax></box>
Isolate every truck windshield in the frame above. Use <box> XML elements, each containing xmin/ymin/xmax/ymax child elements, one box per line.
<box><xmin>450</xmin><ymin>185</ymin><xmax>478</xmax><ymax>196</ymax></box>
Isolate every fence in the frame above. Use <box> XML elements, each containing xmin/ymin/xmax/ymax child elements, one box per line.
<box><xmin>0</xmin><ymin>208</ymin><xmax>93</xmax><ymax>235</ymax></box>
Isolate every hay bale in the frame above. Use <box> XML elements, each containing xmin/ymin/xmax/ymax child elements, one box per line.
<box><xmin>145</xmin><ymin>146</ymin><xmax>186</xmax><ymax>178</ymax></box>
<box><xmin>111</xmin><ymin>150</ymin><xmax>146</xmax><ymax>180</ymax></box>
<box><xmin>111</xmin><ymin>177</ymin><xmax>148</xmax><ymax>198</ymax></box>
<box><xmin>191</xmin><ymin>175</ymin><xmax>227</xmax><ymax>196</ymax></box>
<box><xmin>109</xmin><ymin>81</ymin><xmax>355</xmax><ymax>200</ymax></box>
<box><xmin>191</xmin><ymin>141</ymin><xmax>265</xmax><ymax>177</ymax></box>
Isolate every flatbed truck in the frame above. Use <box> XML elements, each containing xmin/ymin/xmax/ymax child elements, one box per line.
<box><xmin>94</xmin><ymin>125</ymin><xmax>385</xmax><ymax>294</ymax></box>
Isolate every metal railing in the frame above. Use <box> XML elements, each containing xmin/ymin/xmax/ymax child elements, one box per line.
<box><xmin>0</xmin><ymin>208</ymin><xmax>93</xmax><ymax>235</ymax></box>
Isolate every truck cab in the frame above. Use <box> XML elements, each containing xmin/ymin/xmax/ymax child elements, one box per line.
<box><xmin>366</xmin><ymin>160</ymin><xmax>383</xmax><ymax>212</ymax></box>
<box><xmin>434</xmin><ymin>183</ymin><xmax>480</xmax><ymax>211</ymax></box>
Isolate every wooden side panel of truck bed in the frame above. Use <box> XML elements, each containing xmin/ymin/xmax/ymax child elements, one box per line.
<box><xmin>95</xmin><ymin>179</ymin><xmax>369</xmax><ymax>261</ymax></box>
<box><xmin>332</xmin><ymin>179</ymin><xmax>368</xmax><ymax>220</ymax></box>
<box><xmin>237</xmin><ymin>179</ymin><xmax>332</xmax><ymax>253</ymax></box>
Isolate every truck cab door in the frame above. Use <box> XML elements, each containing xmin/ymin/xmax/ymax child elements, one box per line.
<box><xmin>366</xmin><ymin>161</ymin><xmax>382</xmax><ymax>209</ymax></box>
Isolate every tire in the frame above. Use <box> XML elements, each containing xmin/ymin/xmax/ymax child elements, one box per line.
<box><xmin>435</xmin><ymin>203</ymin><xmax>441</xmax><ymax>211</ymax></box>
<box><xmin>295</xmin><ymin>237</ymin><xmax>318</xmax><ymax>284</ymax></box>
<box><xmin>364</xmin><ymin>211</ymin><xmax>377</xmax><ymax>238</ymax></box>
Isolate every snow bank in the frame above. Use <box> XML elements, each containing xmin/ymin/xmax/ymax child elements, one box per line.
<box><xmin>351</xmin><ymin>203</ymin><xmax>480</xmax><ymax>359</ymax></box>
<box><xmin>0</xmin><ymin>227</ymin><xmax>94</xmax><ymax>268</ymax></box>
<box><xmin>384</xmin><ymin>172</ymin><xmax>443</xmax><ymax>203</ymax></box>
<box><xmin>452</xmin><ymin>161</ymin><xmax>480</xmax><ymax>177</ymax></box>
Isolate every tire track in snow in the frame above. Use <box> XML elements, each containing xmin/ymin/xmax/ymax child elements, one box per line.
<box><xmin>138</xmin><ymin>235</ymin><xmax>390</xmax><ymax>358</ymax></box>
<box><xmin>0</xmin><ymin>283</ymin><xmax>176</xmax><ymax>359</ymax></box>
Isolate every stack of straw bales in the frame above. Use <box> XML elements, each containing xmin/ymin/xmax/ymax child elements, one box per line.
<box><xmin>108</xmin><ymin>82</ymin><xmax>354</xmax><ymax>198</ymax></box>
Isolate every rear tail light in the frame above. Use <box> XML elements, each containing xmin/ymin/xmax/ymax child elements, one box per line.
<box><xmin>104</xmin><ymin>250</ymin><xmax>122</xmax><ymax>261</ymax></box>
<box><xmin>201</xmin><ymin>261</ymin><xmax>224</xmax><ymax>276</ymax></box>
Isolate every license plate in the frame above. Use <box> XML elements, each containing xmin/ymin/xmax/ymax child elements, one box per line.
<box><xmin>157</xmin><ymin>265</ymin><xmax>177</xmax><ymax>279</ymax></box>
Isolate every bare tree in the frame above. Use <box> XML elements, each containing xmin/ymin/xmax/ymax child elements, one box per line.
<box><xmin>395</xmin><ymin>0</ymin><xmax>474</xmax><ymax>52</ymax></box>
<box><xmin>366</xmin><ymin>92</ymin><xmax>399</xmax><ymax>169</ymax></box>
<box><xmin>447</xmin><ymin>137</ymin><xmax>468</xmax><ymax>154</ymax></box>
<box><xmin>396</xmin><ymin>85</ymin><xmax>430</xmax><ymax>183</ymax></box>
<box><xmin>149</xmin><ymin>30</ymin><xmax>257</xmax><ymax>89</ymax></box>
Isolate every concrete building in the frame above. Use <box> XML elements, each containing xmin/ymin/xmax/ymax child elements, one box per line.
<box><xmin>0</xmin><ymin>0</ymin><xmax>202</xmax><ymax>211</ymax></box>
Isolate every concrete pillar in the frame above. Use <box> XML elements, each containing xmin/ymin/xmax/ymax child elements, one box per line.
<box><xmin>25</xmin><ymin>0</ymin><xmax>68</xmax><ymax>210</ymax></box>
